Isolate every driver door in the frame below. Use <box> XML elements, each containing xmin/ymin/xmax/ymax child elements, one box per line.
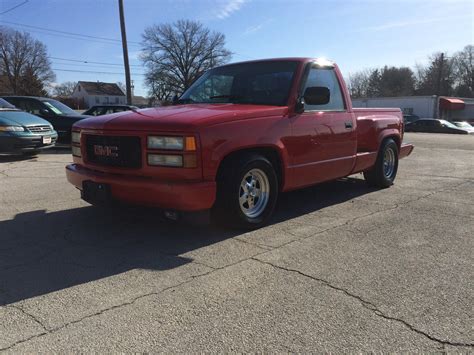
<box><xmin>288</xmin><ymin>65</ymin><xmax>357</xmax><ymax>188</ymax></box>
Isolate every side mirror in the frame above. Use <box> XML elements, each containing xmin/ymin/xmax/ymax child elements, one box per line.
<box><xmin>172</xmin><ymin>95</ymin><xmax>179</xmax><ymax>105</ymax></box>
<box><xmin>39</xmin><ymin>108</ymin><xmax>52</xmax><ymax>117</ymax></box>
<box><xmin>303</xmin><ymin>86</ymin><xmax>330</xmax><ymax>106</ymax></box>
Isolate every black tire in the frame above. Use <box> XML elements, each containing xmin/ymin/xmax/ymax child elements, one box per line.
<box><xmin>213</xmin><ymin>154</ymin><xmax>278</xmax><ymax>229</ymax></box>
<box><xmin>364</xmin><ymin>138</ymin><xmax>399</xmax><ymax>188</ymax></box>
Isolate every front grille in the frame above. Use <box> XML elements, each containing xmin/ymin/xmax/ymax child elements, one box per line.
<box><xmin>28</xmin><ymin>125</ymin><xmax>52</xmax><ymax>134</ymax></box>
<box><xmin>85</xmin><ymin>135</ymin><xmax>142</xmax><ymax>168</ymax></box>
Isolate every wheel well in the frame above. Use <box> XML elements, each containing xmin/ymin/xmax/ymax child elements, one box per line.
<box><xmin>216</xmin><ymin>147</ymin><xmax>284</xmax><ymax>190</ymax></box>
<box><xmin>383</xmin><ymin>135</ymin><xmax>401</xmax><ymax>149</ymax></box>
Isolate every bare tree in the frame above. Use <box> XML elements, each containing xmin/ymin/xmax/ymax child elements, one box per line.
<box><xmin>0</xmin><ymin>27</ymin><xmax>55</xmax><ymax>96</ymax></box>
<box><xmin>53</xmin><ymin>81</ymin><xmax>77</xmax><ymax>97</ymax></box>
<box><xmin>348</xmin><ymin>67</ymin><xmax>415</xmax><ymax>98</ymax></box>
<box><xmin>453</xmin><ymin>45</ymin><xmax>473</xmax><ymax>97</ymax></box>
<box><xmin>141</xmin><ymin>19</ymin><xmax>232</xmax><ymax>102</ymax></box>
<box><xmin>416</xmin><ymin>52</ymin><xmax>455</xmax><ymax>96</ymax></box>
<box><xmin>347</xmin><ymin>69</ymin><xmax>371</xmax><ymax>98</ymax></box>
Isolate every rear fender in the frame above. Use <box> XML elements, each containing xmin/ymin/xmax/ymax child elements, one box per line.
<box><xmin>378</xmin><ymin>129</ymin><xmax>401</xmax><ymax>150</ymax></box>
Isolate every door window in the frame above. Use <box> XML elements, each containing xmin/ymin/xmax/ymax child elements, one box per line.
<box><xmin>303</xmin><ymin>67</ymin><xmax>345</xmax><ymax>111</ymax></box>
<box><xmin>15</xmin><ymin>99</ymin><xmax>45</xmax><ymax>115</ymax></box>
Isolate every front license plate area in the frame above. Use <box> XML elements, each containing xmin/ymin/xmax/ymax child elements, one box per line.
<box><xmin>81</xmin><ymin>181</ymin><xmax>112</xmax><ymax>205</ymax></box>
<box><xmin>42</xmin><ymin>136</ymin><xmax>52</xmax><ymax>144</ymax></box>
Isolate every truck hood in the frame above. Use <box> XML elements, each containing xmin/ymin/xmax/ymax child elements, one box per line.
<box><xmin>0</xmin><ymin>110</ymin><xmax>52</xmax><ymax>127</ymax></box>
<box><xmin>74</xmin><ymin>104</ymin><xmax>288</xmax><ymax>132</ymax></box>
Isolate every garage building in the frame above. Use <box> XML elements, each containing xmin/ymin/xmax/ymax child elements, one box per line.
<box><xmin>352</xmin><ymin>96</ymin><xmax>474</xmax><ymax>122</ymax></box>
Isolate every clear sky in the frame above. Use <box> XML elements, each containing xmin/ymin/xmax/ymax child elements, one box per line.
<box><xmin>1</xmin><ymin>0</ymin><xmax>473</xmax><ymax>96</ymax></box>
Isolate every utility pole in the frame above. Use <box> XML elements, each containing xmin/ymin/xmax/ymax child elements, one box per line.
<box><xmin>118</xmin><ymin>0</ymin><xmax>132</xmax><ymax>105</ymax></box>
<box><xmin>436</xmin><ymin>52</ymin><xmax>445</xmax><ymax>96</ymax></box>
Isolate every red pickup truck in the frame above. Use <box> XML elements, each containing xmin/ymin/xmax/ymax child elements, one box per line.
<box><xmin>66</xmin><ymin>58</ymin><xmax>413</xmax><ymax>228</ymax></box>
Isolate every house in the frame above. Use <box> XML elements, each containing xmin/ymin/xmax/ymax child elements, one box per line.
<box><xmin>131</xmin><ymin>95</ymin><xmax>149</xmax><ymax>108</ymax></box>
<box><xmin>71</xmin><ymin>81</ymin><xmax>126</xmax><ymax>108</ymax></box>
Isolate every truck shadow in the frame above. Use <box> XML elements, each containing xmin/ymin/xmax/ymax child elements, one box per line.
<box><xmin>0</xmin><ymin>176</ymin><xmax>375</xmax><ymax>306</ymax></box>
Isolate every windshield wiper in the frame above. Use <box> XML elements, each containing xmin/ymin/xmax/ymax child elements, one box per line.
<box><xmin>209</xmin><ymin>95</ymin><xmax>244</xmax><ymax>100</ymax></box>
<box><xmin>176</xmin><ymin>98</ymin><xmax>195</xmax><ymax>104</ymax></box>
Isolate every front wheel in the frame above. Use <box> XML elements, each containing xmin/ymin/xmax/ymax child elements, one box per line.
<box><xmin>364</xmin><ymin>138</ymin><xmax>399</xmax><ymax>188</ymax></box>
<box><xmin>213</xmin><ymin>154</ymin><xmax>278</xmax><ymax>229</ymax></box>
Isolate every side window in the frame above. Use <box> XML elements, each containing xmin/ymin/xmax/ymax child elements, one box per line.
<box><xmin>303</xmin><ymin>67</ymin><xmax>345</xmax><ymax>111</ymax></box>
<box><xmin>4</xmin><ymin>98</ymin><xmax>20</xmax><ymax>108</ymax></box>
<box><xmin>20</xmin><ymin>99</ymin><xmax>44</xmax><ymax>115</ymax></box>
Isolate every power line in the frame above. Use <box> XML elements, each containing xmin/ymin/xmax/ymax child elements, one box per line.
<box><xmin>52</xmin><ymin>68</ymin><xmax>146</xmax><ymax>76</ymax></box>
<box><xmin>49</xmin><ymin>56</ymin><xmax>142</xmax><ymax>68</ymax></box>
<box><xmin>2</xmin><ymin>25</ymin><xmax>138</xmax><ymax>47</ymax></box>
<box><xmin>0</xmin><ymin>20</ymin><xmax>141</xmax><ymax>46</ymax></box>
<box><xmin>51</xmin><ymin>62</ymin><xmax>141</xmax><ymax>70</ymax></box>
<box><xmin>0</xmin><ymin>0</ymin><xmax>29</xmax><ymax>15</ymax></box>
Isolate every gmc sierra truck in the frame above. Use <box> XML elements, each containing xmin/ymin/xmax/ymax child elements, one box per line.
<box><xmin>66</xmin><ymin>58</ymin><xmax>414</xmax><ymax>228</ymax></box>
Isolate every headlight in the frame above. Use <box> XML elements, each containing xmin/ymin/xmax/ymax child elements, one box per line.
<box><xmin>71</xmin><ymin>146</ymin><xmax>82</xmax><ymax>157</ymax></box>
<box><xmin>71</xmin><ymin>131</ymin><xmax>81</xmax><ymax>144</ymax></box>
<box><xmin>147</xmin><ymin>136</ymin><xmax>184</xmax><ymax>150</ymax></box>
<box><xmin>0</xmin><ymin>125</ymin><xmax>24</xmax><ymax>132</ymax></box>
<box><xmin>147</xmin><ymin>154</ymin><xmax>183</xmax><ymax>167</ymax></box>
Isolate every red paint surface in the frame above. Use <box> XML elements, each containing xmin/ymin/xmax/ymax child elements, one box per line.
<box><xmin>66</xmin><ymin>58</ymin><xmax>413</xmax><ymax>211</ymax></box>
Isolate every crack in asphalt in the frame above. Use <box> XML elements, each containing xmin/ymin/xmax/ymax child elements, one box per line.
<box><xmin>403</xmin><ymin>173</ymin><xmax>474</xmax><ymax>182</ymax></box>
<box><xmin>252</xmin><ymin>258</ymin><xmax>474</xmax><ymax>348</ymax></box>
<box><xmin>274</xmin><ymin>204</ymin><xmax>401</xmax><ymax>250</ymax></box>
<box><xmin>1</xmin><ymin>158</ymin><xmax>472</xmax><ymax>351</ymax></box>
<box><xmin>0</xmin><ymin>251</ymin><xmax>276</xmax><ymax>351</ymax></box>
<box><xmin>5</xmin><ymin>305</ymin><xmax>49</xmax><ymax>332</ymax></box>
<box><xmin>0</xmin><ymin>267</ymin><xmax>214</xmax><ymax>352</ymax></box>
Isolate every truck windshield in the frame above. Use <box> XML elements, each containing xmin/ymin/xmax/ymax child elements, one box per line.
<box><xmin>178</xmin><ymin>61</ymin><xmax>299</xmax><ymax>106</ymax></box>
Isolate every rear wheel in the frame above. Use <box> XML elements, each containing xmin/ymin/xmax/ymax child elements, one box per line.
<box><xmin>364</xmin><ymin>138</ymin><xmax>399</xmax><ymax>188</ymax></box>
<box><xmin>213</xmin><ymin>154</ymin><xmax>278</xmax><ymax>229</ymax></box>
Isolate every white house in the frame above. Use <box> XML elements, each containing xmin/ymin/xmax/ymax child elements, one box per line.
<box><xmin>71</xmin><ymin>81</ymin><xmax>126</xmax><ymax>108</ymax></box>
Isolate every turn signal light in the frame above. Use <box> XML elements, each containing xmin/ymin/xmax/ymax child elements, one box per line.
<box><xmin>185</xmin><ymin>136</ymin><xmax>196</xmax><ymax>151</ymax></box>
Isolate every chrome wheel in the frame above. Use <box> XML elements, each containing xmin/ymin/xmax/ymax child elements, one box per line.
<box><xmin>239</xmin><ymin>168</ymin><xmax>270</xmax><ymax>218</ymax></box>
<box><xmin>383</xmin><ymin>147</ymin><xmax>396</xmax><ymax>178</ymax></box>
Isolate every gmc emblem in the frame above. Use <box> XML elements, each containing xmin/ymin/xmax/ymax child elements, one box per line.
<box><xmin>93</xmin><ymin>145</ymin><xmax>119</xmax><ymax>157</ymax></box>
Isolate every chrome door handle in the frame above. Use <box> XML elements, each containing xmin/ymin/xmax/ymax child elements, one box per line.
<box><xmin>344</xmin><ymin>121</ymin><xmax>353</xmax><ymax>129</ymax></box>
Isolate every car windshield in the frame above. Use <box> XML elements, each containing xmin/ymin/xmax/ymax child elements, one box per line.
<box><xmin>42</xmin><ymin>99</ymin><xmax>78</xmax><ymax>116</ymax></box>
<box><xmin>0</xmin><ymin>98</ymin><xmax>17</xmax><ymax>110</ymax></box>
<box><xmin>439</xmin><ymin>120</ymin><xmax>458</xmax><ymax>129</ymax></box>
<box><xmin>454</xmin><ymin>122</ymin><xmax>472</xmax><ymax>128</ymax></box>
<box><xmin>178</xmin><ymin>61</ymin><xmax>299</xmax><ymax>106</ymax></box>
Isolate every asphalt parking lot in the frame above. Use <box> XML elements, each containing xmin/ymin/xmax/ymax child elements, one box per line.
<box><xmin>0</xmin><ymin>133</ymin><xmax>473</xmax><ymax>352</ymax></box>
